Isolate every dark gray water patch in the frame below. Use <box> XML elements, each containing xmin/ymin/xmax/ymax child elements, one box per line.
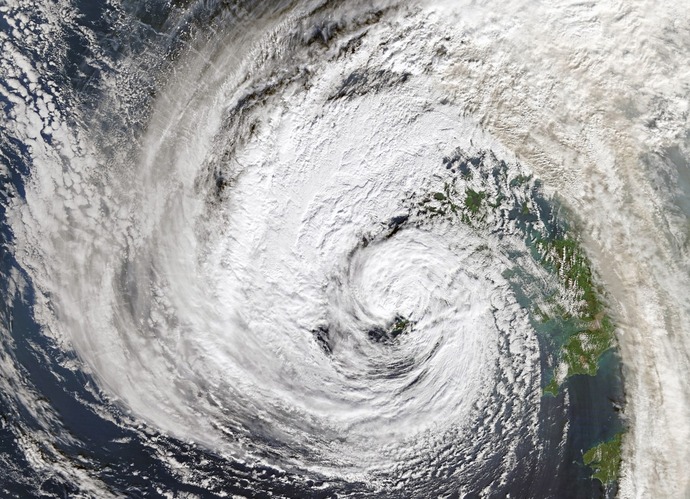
<box><xmin>304</xmin><ymin>1</ymin><xmax>387</xmax><ymax>48</ymax></box>
<box><xmin>303</xmin><ymin>17</ymin><xmax>345</xmax><ymax>46</ymax></box>
<box><xmin>329</xmin><ymin>68</ymin><xmax>411</xmax><ymax>101</ymax></box>
<box><xmin>312</xmin><ymin>325</ymin><xmax>333</xmax><ymax>354</ymax></box>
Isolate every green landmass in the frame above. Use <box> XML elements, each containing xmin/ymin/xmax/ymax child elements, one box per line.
<box><xmin>583</xmin><ymin>432</ymin><xmax>624</xmax><ymax>484</ymax></box>
<box><xmin>535</xmin><ymin>235</ymin><xmax>615</xmax><ymax>394</ymax></box>
<box><xmin>390</xmin><ymin>316</ymin><xmax>411</xmax><ymax>338</ymax></box>
<box><xmin>543</xmin><ymin>377</ymin><xmax>560</xmax><ymax>397</ymax></box>
<box><xmin>464</xmin><ymin>188</ymin><xmax>485</xmax><ymax>214</ymax></box>
<box><xmin>509</xmin><ymin>173</ymin><xmax>532</xmax><ymax>187</ymax></box>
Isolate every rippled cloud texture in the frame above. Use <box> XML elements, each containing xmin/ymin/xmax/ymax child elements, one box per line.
<box><xmin>1</xmin><ymin>0</ymin><xmax>689</xmax><ymax>497</ymax></box>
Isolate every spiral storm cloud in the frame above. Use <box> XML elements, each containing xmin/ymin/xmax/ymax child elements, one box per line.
<box><xmin>1</xmin><ymin>0</ymin><xmax>689</xmax><ymax>497</ymax></box>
